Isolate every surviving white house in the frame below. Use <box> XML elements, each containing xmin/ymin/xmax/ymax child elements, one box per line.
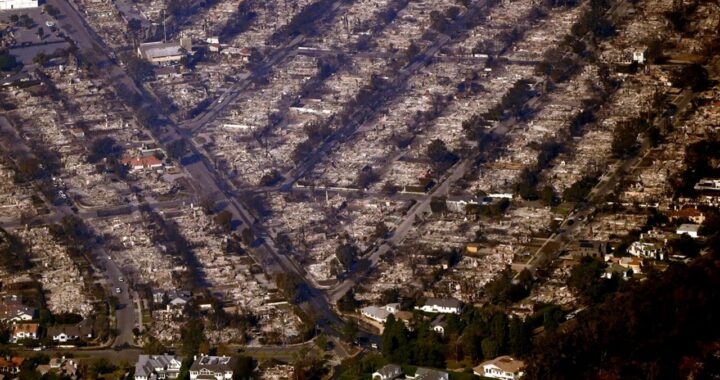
<box><xmin>0</xmin><ymin>296</ymin><xmax>35</xmax><ymax>322</ymax></box>
<box><xmin>676</xmin><ymin>224</ymin><xmax>700</xmax><ymax>238</ymax></box>
<box><xmin>189</xmin><ymin>355</ymin><xmax>235</xmax><ymax>380</ymax></box>
<box><xmin>408</xmin><ymin>367</ymin><xmax>449</xmax><ymax>380</ymax></box>
<box><xmin>474</xmin><ymin>356</ymin><xmax>525</xmax><ymax>380</ymax></box>
<box><xmin>361</xmin><ymin>306</ymin><xmax>391</xmax><ymax>323</ymax></box>
<box><xmin>10</xmin><ymin>323</ymin><xmax>38</xmax><ymax>342</ymax></box>
<box><xmin>372</xmin><ymin>364</ymin><xmax>403</xmax><ymax>380</ymax></box>
<box><xmin>628</xmin><ymin>241</ymin><xmax>665</xmax><ymax>260</ymax></box>
<box><xmin>134</xmin><ymin>354</ymin><xmax>182</xmax><ymax>380</ymax></box>
<box><xmin>137</xmin><ymin>39</ymin><xmax>193</xmax><ymax>64</ymax></box>
<box><xmin>47</xmin><ymin>321</ymin><xmax>94</xmax><ymax>343</ymax></box>
<box><xmin>694</xmin><ymin>178</ymin><xmax>720</xmax><ymax>191</ymax></box>
<box><xmin>0</xmin><ymin>0</ymin><xmax>38</xmax><ymax>10</ymax></box>
<box><xmin>415</xmin><ymin>298</ymin><xmax>462</xmax><ymax>314</ymax></box>
<box><xmin>360</xmin><ymin>303</ymin><xmax>403</xmax><ymax>324</ymax></box>
<box><xmin>430</xmin><ymin>316</ymin><xmax>447</xmax><ymax>336</ymax></box>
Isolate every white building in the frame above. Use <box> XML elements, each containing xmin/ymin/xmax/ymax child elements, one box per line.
<box><xmin>189</xmin><ymin>355</ymin><xmax>234</xmax><ymax>380</ymax></box>
<box><xmin>135</xmin><ymin>354</ymin><xmax>182</xmax><ymax>380</ymax></box>
<box><xmin>474</xmin><ymin>356</ymin><xmax>525</xmax><ymax>380</ymax></box>
<box><xmin>138</xmin><ymin>38</ymin><xmax>192</xmax><ymax>64</ymax></box>
<box><xmin>360</xmin><ymin>303</ymin><xmax>402</xmax><ymax>324</ymax></box>
<box><xmin>10</xmin><ymin>323</ymin><xmax>38</xmax><ymax>342</ymax></box>
<box><xmin>415</xmin><ymin>298</ymin><xmax>462</xmax><ymax>314</ymax></box>
<box><xmin>361</xmin><ymin>306</ymin><xmax>391</xmax><ymax>324</ymax></box>
<box><xmin>0</xmin><ymin>0</ymin><xmax>38</xmax><ymax>10</ymax></box>
<box><xmin>628</xmin><ymin>241</ymin><xmax>665</xmax><ymax>260</ymax></box>
<box><xmin>408</xmin><ymin>368</ymin><xmax>449</xmax><ymax>380</ymax></box>
<box><xmin>372</xmin><ymin>364</ymin><xmax>403</xmax><ymax>380</ymax></box>
<box><xmin>431</xmin><ymin>316</ymin><xmax>447</xmax><ymax>336</ymax></box>
<box><xmin>694</xmin><ymin>178</ymin><xmax>720</xmax><ymax>191</ymax></box>
<box><xmin>47</xmin><ymin>322</ymin><xmax>93</xmax><ymax>343</ymax></box>
<box><xmin>632</xmin><ymin>49</ymin><xmax>647</xmax><ymax>64</ymax></box>
<box><xmin>676</xmin><ymin>224</ymin><xmax>701</xmax><ymax>238</ymax></box>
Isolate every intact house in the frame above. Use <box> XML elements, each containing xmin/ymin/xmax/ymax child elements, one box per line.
<box><xmin>474</xmin><ymin>356</ymin><xmax>525</xmax><ymax>380</ymax></box>
<box><xmin>121</xmin><ymin>155</ymin><xmax>164</xmax><ymax>172</ymax></box>
<box><xmin>47</xmin><ymin>320</ymin><xmax>94</xmax><ymax>343</ymax></box>
<box><xmin>676</xmin><ymin>224</ymin><xmax>701</xmax><ymax>239</ymax></box>
<box><xmin>0</xmin><ymin>356</ymin><xmax>25</xmax><ymax>375</ymax></box>
<box><xmin>372</xmin><ymin>364</ymin><xmax>403</xmax><ymax>380</ymax></box>
<box><xmin>668</xmin><ymin>207</ymin><xmax>706</xmax><ymax>225</ymax></box>
<box><xmin>11</xmin><ymin>322</ymin><xmax>39</xmax><ymax>342</ymax></box>
<box><xmin>430</xmin><ymin>315</ymin><xmax>448</xmax><ymax>336</ymax></box>
<box><xmin>360</xmin><ymin>303</ymin><xmax>402</xmax><ymax>324</ymax></box>
<box><xmin>603</xmin><ymin>256</ymin><xmax>643</xmax><ymax>279</ymax></box>
<box><xmin>135</xmin><ymin>354</ymin><xmax>182</xmax><ymax>380</ymax></box>
<box><xmin>138</xmin><ymin>38</ymin><xmax>193</xmax><ymax>65</ymax></box>
<box><xmin>569</xmin><ymin>240</ymin><xmax>609</xmax><ymax>259</ymax></box>
<box><xmin>0</xmin><ymin>296</ymin><xmax>36</xmax><ymax>322</ymax></box>
<box><xmin>0</xmin><ymin>0</ymin><xmax>38</xmax><ymax>10</ymax></box>
<box><xmin>628</xmin><ymin>240</ymin><xmax>665</xmax><ymax>260</ymax></box>
<box><xmin>189</xmin><ymin>355</ymin><xmax>235</xmax><ymax>380</ymax></box>
<box><xmin>153</xmin><ymin>290</ymin><xmax>191</xmax><ymax>316</ymax></box>
<box><xmin>361</xmin><ymin>306</ymin><xmax>390</xmax><ymax>324</ymax></box>
<box><xmin>694</xmin><ymin>178</ymin><xmax>720</xmax><ymax>191</ymax></box>
<box><xmin>415</xmin><ymin>298</ymin><xmax>462</xmax><ymax>314</ymax></box>
<box><xmin>408</xmin><ymin>367</ymin><xmax>449</xmax><ymax>380</ymax></box>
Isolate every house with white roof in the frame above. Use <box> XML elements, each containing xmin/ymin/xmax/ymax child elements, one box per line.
<box><xmin>474</xmin><ymin>356</ymin><xmax>525</xmax><ymax>380</ymax></box>
<box><xmin>415</xmin><ymin>298</ymin><xmax>462</xmax><ymax>314</ymax></box>
<box><xmin>134</xmin><ymin>354</ymin><xmax>182</xmax><ymax>380</ymax></box>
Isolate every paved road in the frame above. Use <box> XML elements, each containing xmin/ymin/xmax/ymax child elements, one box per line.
<box><xmin>96</xmin><ymin>248</ymin><xmax>136</xmax><ymax>347</ymax></box>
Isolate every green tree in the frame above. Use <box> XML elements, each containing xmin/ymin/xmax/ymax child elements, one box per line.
<box><xmin>167</xmin><ymin>139</ymin><xmax>187</xmax><ymax>160</ymax></box>
<box><xmin>214</xmin><ymin>210</ymin><xmax>234</xmax><ymax>232</ymax></box>
<box><xmin>126</xmin><ymin>55</ymin><xmax>155</xmax><ymax>83</ymax></box>
<box><xmin>336</xmin><ymin>289</ymin><xmax>358</xmax><ymax>313</ymax></box>
<box><xmin>88</xmin><ymin>136</ymin><xmax>123</xmax><ymax>163</ymax></box>
<box><xmin>672</xmin><ymin>63</ymin><xmax>709</xmax><ymax>92</ymax></box>
<box><xmin>426</xmin><ymin>139</ymin><xmax>458</xmax><ymax>172</ymax></box>
<box><xmin>335</xmin><ymin>243</ymin><xmax>357</xmax><ymax>271</ymax></box>
<box><xmin>180</xmin><ymin>319</ymin><xmax>207</xmax><ymax>356</ymax></box>
<box><xmin>232</xmin><ymin>355</ymin><xmax>254</xmax><ymax>380</ymax></box>
<box><xmin>481</xmin><ymin>337</ymin><xmax>500</xmax><ymax>359</ymax></box>
<box><xmin>143</xmin><ymin>336</ymin><xmax>167</xmax><ymax>354</ymax></box>
<box><xmin>568</xmin><ymin>256</ymin><xmax>616</xmax><ymax>303</ymax></box>
<box><xmin>490</xmin><ymin>313</ymin><xmax>508</xmax><ymax>353</ymax></box>
<box><xmin>543</xmin><ymin>307</ymin><xmax>564</xmax><ymax>333</ymax></box>
<box><xmin>508</xmin><ymin>316</ymin><xmax>532</xmax><ymax>357</ymax></box>
<box><xmin>562</xmin><ymin>177</ymin><xmax>597</xmax><ymax>203</ymax></box>
<box><xmin>0</xmin><ymin>52</ymin><xmax>20</xmax><ymax>71</ymax></box>
<box><xmin>380</xmin><ymin>288</ymin><xmax>400</xmax><ymax>305</ymax></box>
<box><xmin>611</xmin><ymin>120</ymin><xmax>642</xmax><ymax>157</ymax></box>
<box><xmin>540</xmin><ymin>185</ymin><xmax>557</xmax><ymax>206</ymax></box>
<box><xmin>342</xmin><ymin>320</ymin><xmax>358</xmax><ymax>343</ymax></box>
<box><xmin>275</xmin><ymin>272</ymin><xmax>303</xmax><ymax>303</ymax></box>
<box><xmin>382</xmin><ymin>315</ymin><xmax>410</xmax><ymax>363</ymax></box>
<box><xmin>44</xmin><ymin>4</ymin><xmax>60</xmax><ymax>17</ymax></box>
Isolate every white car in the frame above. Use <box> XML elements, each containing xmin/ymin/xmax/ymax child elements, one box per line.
<box><xmin>115</xmin><ymin>287</ymin><xmax>122</xmax><ymax>294</ymax></box>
